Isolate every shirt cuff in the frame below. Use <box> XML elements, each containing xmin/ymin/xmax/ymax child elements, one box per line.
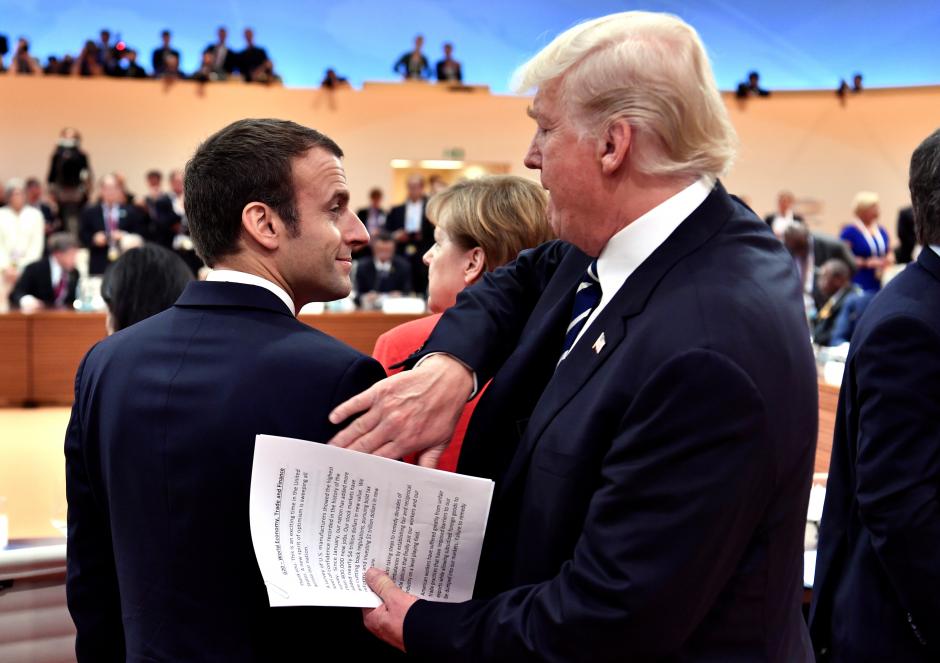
<box><xmin>413</xmin><ymin>352</ymin><xmax>479</xmax><ymax>400</ymax></box>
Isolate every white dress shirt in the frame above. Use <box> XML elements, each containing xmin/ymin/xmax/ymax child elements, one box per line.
<box><xmin>404</xmin><ymin>200</ymin><xmax>423</xmax><ymax>233</ymax></box>
<box><xmin>931</xmin><ymin>245</ymin><xmax>940</xmax><ymax>259</ymax></box>
<box><xmin>206</xmin><ymin>269</ymin><xmax>295</xmax><ymax>315</ymax></box>
<box><xmin>571</xmin><ymin>177</ymin><xmax>714</xmax><ymax>351</ymax></box>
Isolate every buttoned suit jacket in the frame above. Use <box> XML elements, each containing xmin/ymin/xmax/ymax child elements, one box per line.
<box><xmin>402</xmin><ymin>182</ymin><xmax>818</xmax><ymax>661</ymax></box>
<box><xmin>65</xmin><ymin>281</ymin><xmax>402</xmax><ymax>661</ymax></box>
<box><xmin>809</xmin><ymin>248</ymin><xmax>940</xmax><ymax>661</ymax></box>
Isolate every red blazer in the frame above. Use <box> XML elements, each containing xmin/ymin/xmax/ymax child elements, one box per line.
<box><xmin>372</xmin><ymin>313</ymin><xmax>485</xmax><ymax>472</ymax></box>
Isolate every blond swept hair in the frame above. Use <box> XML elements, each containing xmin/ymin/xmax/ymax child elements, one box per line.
<box><xmin>426</xmin><ymin>175</ymin><xmax>554</xmax><ymax>271</ymax></box>
<box><xmin>852</xmin><ymin>191</ymin><xmax>880</xmax><ymax>215</ymax></box>
<box><xmin>513</xmin><ymin>11</ymin><xmax>737</xmax><ymax>180</ymax></box>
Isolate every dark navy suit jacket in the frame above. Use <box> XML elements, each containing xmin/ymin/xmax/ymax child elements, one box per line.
<box><xmin>65</xmin><ymin>281</ymin><xmax>402</xmax><ymax>661</ymax></box>
<box><xmin>403</xmin><ymin>182</ymin><xmax>818</xmax><ymax>661</ymax></box>
<box><xmin>810</xmin><ymin>248</ymin><xmax>940</xmax><ymax>662</ymax></box>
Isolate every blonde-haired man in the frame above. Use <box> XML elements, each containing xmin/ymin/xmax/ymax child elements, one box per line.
<box><xmin>331</xmin><ymin>12</ymin><xmax>816</xmax><ymax>661</ymax></box>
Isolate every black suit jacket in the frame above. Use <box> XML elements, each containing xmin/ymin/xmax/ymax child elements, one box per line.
<box><xmin>239</xmin><ymin>46</ymin><xmax>268</xmax><ymax>80</ymax></box>
<box><xmin>810</xmin><ymin>233</ymin><xmax>857</xmax><ymax>308</ymax></box>
<box><xmin>203</xmin><ymin>43</ymin><xmax>238</xmax><ymax>74</ymax></box>
<box><xmin>403</xmin><ymin>183</ymin><xmax>817</xmax><ymax>661</ymax></box>
<box><xmin>354</xmin><ymin>256</ymin><xmax>413</xmax><ymax>300</ymax></box>
<box><xmin>78</xmin><ymin>203</ymin><xmax>145</xmax><ymax>275</ymax></box>
<box><xmin>895</xmin><ymin>205</ymin><xmax>916</xmax><ymax>263</ymax></box>
<box><xmin>9</xmin><ymin>257</ymin><xmax>78</xmax><ymax>308</ymax></box>
<box><xmin>151</xmin><ymin>46</ymin><xmax>180</xmax><ymax>75</ymax></box>
<box><xmin>65</xmin><ymin>281</ymin><xmax>402</xmax><ymax>661</ymax></box>
<box><xmin>385</xmin><ymin>198</ymin><xmax>433</xmax><ymax>249</ymax></box>
<box><xmin>810</xmin><ymin>248</ymin><xmax>940</xmax><ymax>661</ymax></box>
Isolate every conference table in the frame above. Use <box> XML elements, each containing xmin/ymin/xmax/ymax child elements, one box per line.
<box><xmin>0</xmin><ymin>311</ymin><xmax>426</xmax><ymax>407</ymax></box>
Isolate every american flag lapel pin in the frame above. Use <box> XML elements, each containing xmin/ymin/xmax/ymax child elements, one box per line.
<box><xmin>593</xmin><ymin>332</ymin><xmax>606</xmax><ymax>354</ymax></box>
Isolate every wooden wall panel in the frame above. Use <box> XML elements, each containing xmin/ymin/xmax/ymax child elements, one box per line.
<box><xmin>0</xmin><ymin>317</ymin><xmax>30</xmax><ymax>407</ymax></box>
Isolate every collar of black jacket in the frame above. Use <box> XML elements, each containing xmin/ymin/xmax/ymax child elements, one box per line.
<box><xmin>173</xmin><ymin>280</ymin><xmax>295</xmax><ymax>317</ymax></box>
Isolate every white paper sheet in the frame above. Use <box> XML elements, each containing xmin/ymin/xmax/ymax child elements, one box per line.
<box><xmin>249</xmin><ymin>434</ymin><xmax>495</xmax><ymax>608</ymax></box>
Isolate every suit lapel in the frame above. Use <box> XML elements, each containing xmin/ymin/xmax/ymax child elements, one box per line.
<box><xmin>497</xmin><ymin>182</ymin><xmax>738</xmax><ymax>497</ymax></box>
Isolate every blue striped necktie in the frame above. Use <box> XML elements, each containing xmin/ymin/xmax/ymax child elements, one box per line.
<box><xmin>558</xmin><ymin>259</ymin><xmax>602</xmax><ymax>364</ymax></box>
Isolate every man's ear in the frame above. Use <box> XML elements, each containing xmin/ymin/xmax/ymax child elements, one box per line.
<box><xmin>241</xmin><ymin>202</ymin><xmax>279</xmax><ymax>251</ymax></box>
<box><xmin>599</xmin><ymin>118</ymin><xmax>631</xmax><ymax>175</ymax></box>
<box><xmin>464</xmin><ymin>246</ymin><xmax>486</xmax><ymax>285</ymax></box>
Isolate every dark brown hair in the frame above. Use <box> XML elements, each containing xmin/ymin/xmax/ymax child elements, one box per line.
<box><xmin>183</xmin><ymin>118</ymin><xmax>342</xmax><ymax>266</ymax></box>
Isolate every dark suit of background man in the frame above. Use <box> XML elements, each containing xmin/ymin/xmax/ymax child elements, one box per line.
<box><xmin>354</xmin><ymin>231</ymin><xmax>413</xmax><ymax>306</ymax></box>
<box><xmin>895</xmin><ymin>204</ymin><xmax>917</xmax><ymax>263</ymax></box>
<box><xmin>385</xmin><ymin>174</ymin><xmax>433</xmax><ymax>295</ymax></box>
<box><xmin>783</xmin><ymin>222</ymin><xmax>856</xmax><ymax>309</ymax></box>
<box><xmin>65</xmin><ymin>119</ymin><xmax>402</xmax><ymax>661</ymax></box>
<box><xmin>203</xmin><ymin>26</ymin><xmax>238</xmax><ymax>77</ymax></box>
<box><xmin>151</xmin><ymin>29</ymin><xmax>179</xmax><ymax>76</ymax></box>
<box><xmin>78</xmin><ymin>174</ymin><xmax>144</xmax><ymax>275</ymax></box>
<box><xmin>239</xmin><ymin>28</ymin><xmax>269</xmax><ymax>82</ymax></box>
<box><xmin>810</xmin><ymin>128</ymin><xmax>940</xmax><ymax>662</ymax></box>
<box><xmin>10</xmin><ymin>232</ymin><xmax>79</xmax><ymax>311</ymax></box>
<box><xmin>330</xmin><ymin>12</ymin><xmax>817</xmax><ymax>661</ymax></box>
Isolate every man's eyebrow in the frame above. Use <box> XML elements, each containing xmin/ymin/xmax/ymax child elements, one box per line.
<box><xmin>330</xmin><ymin>190</ymin><xmax>350</xmax><ymax>205</ymax></box>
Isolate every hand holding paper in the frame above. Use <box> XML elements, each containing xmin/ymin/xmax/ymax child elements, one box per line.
<box><xmin>249</xmin><ymin>434</ymin><xmax>493</xmax><ymax>608</ymax></box>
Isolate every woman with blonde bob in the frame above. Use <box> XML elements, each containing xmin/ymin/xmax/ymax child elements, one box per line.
<box><xmin>372</xmin><ymin>174</ymin><xmax>554</xmax><ymax>471</ymax></box>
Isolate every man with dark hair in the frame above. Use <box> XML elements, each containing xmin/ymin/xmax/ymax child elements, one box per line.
<box><xmin>355</xmin><ymin>230</ymin><xmax>413</xmax><ymax>307</ymax></box>
<box><xmin>811</xmin><ymin>128</ymin><xmax>940</xmax><ymax>661</ymax></box>
<box><xmin>238</xmin><ymin>28</ymin><xmax>269</xmax><ymax>82</ymax></box>
<box><xmin>78</xmin><ymin>174</ymin><xmax>145</xmax><ymax>275</ymax></box>
<box><xmin>782</xmin><ymin>221</ymin><xmax>856</xmax><ymax>310</ymax></box>
<box><xmin>65</xmin><ymin>118</ymin><xmax>400</xmax><ymax>661</ymax></box>
<box><xmin>203</xmin><ymin>26</ymin><xmax>237</xmax><ymax>78</ymax></box>
<box><xmin>811</xmin><ymin>259</ymin><xmax>861</xmax><ymax>346</ymax></box>
<box><xmin>141</xmin><ymin>169</ymin><xmax>176</xmax><ymax>248</ymax></box>
<box><xmin>386</xmin><ymin>174</ymin><xmax>433</xmax><ymax>295</ymax></box>
<box><xmin>10</xmin><ymin>232</ymin><xmax>79</xmax><ymax>311</ymax></box>
<box><xmin>151</xmin><ymin>29</ymin><xmax>179</xmax><ymax>77</ymax></box>
<box><xmin>436</xmin><ymin>42</ymin><xmax>462</xmax><ymax>82</ymax></box>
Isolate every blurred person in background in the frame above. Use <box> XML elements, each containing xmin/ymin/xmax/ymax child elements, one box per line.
<box><xmin>151</xmin><ymin>29</ymin><xmax>179</xmax><ymax>77</ymax></box>
<box><xmin>764</xmin><ymin>189</ymin><xmax>805</xmax><ymax>238</ymax></box>
<box><xmin>782</xmin><ymin>221</ymin><xmax>855</xmax><ymax>312</ymax></box>
<box><xmin>239</xmin><ymin>28</ymin><xmax>269</xmax><ymax>82</ymax></box>
<box><xmin>811</xmin><ymin>259</ymin><xmax>863</xmax><ymax>346</ymax></box>
<box><xmin>354</xmin><ymin>230</ymin><xmax>413</xmax><ymax>307</ymax></box>
<box><xmin>204</xmin><ymin>26</ymin><xmax>238</xmax><ymax>79</ymax></box>
<box><xmin>95</xmin><ymin>29</ymin><xmax>118</xmax><ymax>75</ymax></box>
<box><xmin>736</xmin><ymin>69</ymin><xmax>770</xmax><ymax>97</ymax></box>
<box><xmin>79</xmin><ymin>174</ymin><xmax>144</xmax><ymax>275</ymax></box>
<box><xmin>167</xmin><ymin>168</ymin><xmax>203</xmax><ymax>275</ymax></box>
<box><xmin>840</xmin><ymin>191</ymin><xmax>893</xmax><ymax>292</ymax></box>
<box><xmin>120</xmin><ymin>49</ymin><xmax>148</xmax><ymax>78</ymax></box>
<box><xmin>47</xmin><ymin>127</ymin><xmax>92</xmax><ymax>234</ymax></box>
<box><xmin>321</xmin><ymin>67</ymin><xmax>350</xmax><ymax>89</ymax></box>
<box><xmin>25</xmin><ymin>177</ymin><xmax>62</xmax><ymax>241</ymax></box>
<box><xmin>435</xmin><ymin>42</ymin><xmax>462</xmax><ymax>82</ymax></box>
<box><xmin>10</xmin><ymin>232</ymin><xmax>79</xmax><ymax>312</ymax></box>
<box><xmin>73</xmin><ymin>40</ymin><xmax>103</xmax><ymax>76</ymax></box>
<box><xmin>9</xmin><ymin>37</ymin><xmax>42</xmax><ymax>75</ymax></box>
<box><xmin>393</xmin><ymin>34</ymin><xmax>431</xmax><ymax>80</ymax></box>
<box><xmin>371</xmin><ymin>175</ymin><xmax>553</xmax><ymax>471</ymax></box>
<box><xmin>386</xmin><ymin>174</ymin><xmax>433</xmax><ymax>294</ymax></box>
<box><xmin>0</xmin><ymin>178</ymin><xmax>46</xmax><ymax>311</ymax></box>
<box><xmin>142</xmin><ymin>170</ymin><xmax>177</xmax><ymax>249</ymax></box>
<box><xmin>357</xmin><ymin>187</ymin><xmax>387</xmax><ymax>237</ymax></box>
<box><xmin>158</xmin><ymin>51</ymin><xmax>185</xmax><ymax>80</ymax></box>
<box><xmin>100</xmin><ymin>243</ymin><xmax>193</xmax><ymax>333</ymax></box>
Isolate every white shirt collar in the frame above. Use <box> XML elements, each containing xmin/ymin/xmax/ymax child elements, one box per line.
<box><xmin>931</xmin><ymin>245</ymin><xmax>940</xmax><ymax>259</ymax></box>
<box><xmin>572</xmin><ymin>176</ymin><xmax>714</xmax><ymax>350</ymax></box>
<box><xmin>206</xmin><ymin>269</ymin><xmax>296</xmax><ymax>315</ymax></box>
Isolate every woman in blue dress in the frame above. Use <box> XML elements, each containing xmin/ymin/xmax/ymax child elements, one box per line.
<box><xmin>839</xmin><ymin>191</ymin><xmax>893</xmax><ymax>292</ymax></box>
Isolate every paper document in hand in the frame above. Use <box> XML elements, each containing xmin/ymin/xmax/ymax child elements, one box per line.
<box><xmin>249</xmin><ymin>434</ymin><xmax>494</xmax><ymax>608</ymax></box>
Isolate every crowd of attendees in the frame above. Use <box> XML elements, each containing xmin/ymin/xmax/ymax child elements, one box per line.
<box><xmin>0</xmin><ymin>123</ymin><xmax>922</xmax><ymax>356</ymax></box>
<box><xmin>0</xmin><ymin>29</ymin><xmax>468</xmax><ymax>88</ymax></box>
<box><xmin>735</xmin><ymin>70</ymin><xmax>866</xmax><ymax>98</ymax></box>
<box><xmin>0</xmin><ymin>27</ymin><xmax>281</xmax><ymax>84</ymax></box>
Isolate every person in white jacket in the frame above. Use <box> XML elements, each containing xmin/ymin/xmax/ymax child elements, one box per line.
<box><xmin>0</xmin><ymin>178</ymin><xmax>46</xmax><ymax>312</ymax></box>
